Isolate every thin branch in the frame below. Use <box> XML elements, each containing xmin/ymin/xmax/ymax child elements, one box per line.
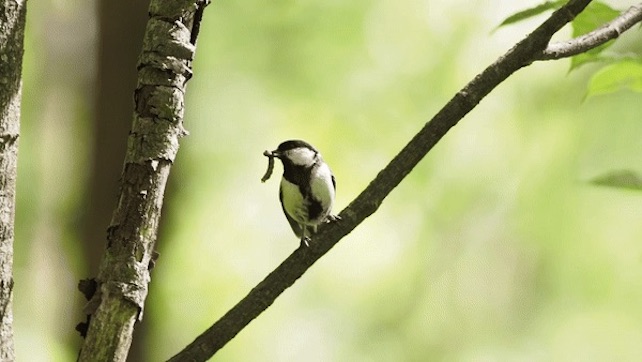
<box><xmin>167</xmin><ymin>0</ymin><xmax>595</xmax><ymax>361</ymax></box>
<box><xmin>538</xmin><ymin>3</ymin><xmax>642</xmax><ymax>60</ymax></box>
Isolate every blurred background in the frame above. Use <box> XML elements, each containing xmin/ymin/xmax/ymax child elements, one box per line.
<box><xmin>16</xmin><ymin>0</ymin><xmax>642</xmax><ymax>360</ymax></box>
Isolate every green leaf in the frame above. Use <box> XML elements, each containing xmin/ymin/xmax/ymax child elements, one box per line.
<box><xmin>569</xmin><ymin>2</ymin><xmax>620</xmax><ymax>70</ymax></box>
<box><xmin>571</xmin><ymin>2</ymin><xmax>620</xmax><ymax>37</ymax></box>
<box><xmin>496</xmin><ymin>0</ymin><xmax>566</xmax><ymax>28</ymax></box>
<box><xmin>590</xmin><ymin>170</ymin><xmax>642</xmax><ymax>191</ymax></box>
<box><xmin>586</xmin><ymin>59</ymin><xmax>642</xmax><ymax>97</ymax></box>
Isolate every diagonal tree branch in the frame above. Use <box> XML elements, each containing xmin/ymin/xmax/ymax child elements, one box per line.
<box><xmin>77</xmin><ymin>0</ymin><xmax>210</xmax><ymax>361</ymax></box>
<box><xmin>538</xmin><ymin>3</ymin><xmax>642</xmax><ymax>60</ymax></box>
<box><xmin>167</xmin><ymin>0</ymin><xmax>609</xmax><ymax>361</ymax></box>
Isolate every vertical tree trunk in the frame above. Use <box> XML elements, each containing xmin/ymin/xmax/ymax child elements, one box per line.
<box><xmin>85</xmin><ymin>0</ymin><xmax>148</xmax><ymax>276</ymax></box>
<box><xmin>87</xmin><ymin>1</ymin><xmax>149</xmax><ymax>358</ymax></box>
<box><xmin>77</xmin><ymin>1</ymin><xmax>209</xmax><ymax>360</ymax></box>
<box><xmin>0</xmin><ymin>0</ymin><xmax>27</xmax><ymax>359</ymax></box>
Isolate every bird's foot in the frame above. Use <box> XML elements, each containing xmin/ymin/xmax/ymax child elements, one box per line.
<box><xmin>325</xmin><ymin>214</ymin><xmax>341</xmax><ymax>223</ymax></box>
<box><xmin>300</xmin><ymin>236</ymin><xmax>312</xmax><ymax>248</ymax></box>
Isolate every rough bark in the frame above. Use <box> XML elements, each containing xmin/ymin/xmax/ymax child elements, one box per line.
<box><xmin>0</xmin><ymin>0</ymin><xmax>27</xmax><ymax>359</ymax></box>
<box><xmin>85</xmin><ymin>0</ymin><xmax>149</xmax><ymax>277</ymax></box>
<box><xmin>87</xmin><ymin>0</ymin><xmax>149</xmax><ymax>359</ymax></box>
<box><xmin>77</xmin><ymin>1</ymin><xmax>209</xmax><ymax>361</ymax></box>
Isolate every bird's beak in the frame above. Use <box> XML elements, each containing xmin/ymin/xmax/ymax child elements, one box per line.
<box><xmin>263</xmin><ymin>150</ymin><xmax>280</xmax><ymax>159</ymax></box>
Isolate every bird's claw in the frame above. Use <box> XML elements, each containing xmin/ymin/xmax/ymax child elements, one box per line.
<box><xmin>300</xmin><ymin>215</ymin><xmax>340</xmax><ymax>247</ymax></box>
<box><xmin>325</xmin><ymin>214</ymin><xmax>341</xmax><ymax>223</ymax></box>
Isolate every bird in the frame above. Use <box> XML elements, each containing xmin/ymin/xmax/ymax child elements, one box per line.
<box><xmin>266</xmin><ymin>140</ymin><xmax>339</xmax><ymax>246</ymax></box>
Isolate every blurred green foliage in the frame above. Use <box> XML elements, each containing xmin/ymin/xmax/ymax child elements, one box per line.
<box><xmin>16</xmin><ymin>0</ymin><xmax>642</xmax><ymax>361</ymax></box>
<box><xmin>587</xmin><ymin>59</ymin><xmax>642</xmax><ymax>96</ymax></box>
<box><xmin>591</xmin><ymin>169</ymin><xmax>642</xmax><ymax>190</ymax></box>
<box><xmin>496</xmin><ymin>0</ymin><xmax>567</xmax><ymax>28</ymax></box>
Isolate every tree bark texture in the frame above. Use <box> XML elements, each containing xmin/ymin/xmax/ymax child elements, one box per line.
<box><xmin>88</xmin><ymin>1</ymin><xmax>149</xmax><ymax>359</ymax></box>
<box><xmin>0</xmin><ymin>0</ymin><xmax>27</xmax><ymax>359</ymax></box>
<box><xmin>85</xmin><ymin>0</ymin><xmax>149</xmax><ymax>276</ymax></box>
<box><xmin>78</xmin><ymin>1</ymin><xmax>209</xmax><ymax>361</ymax></box>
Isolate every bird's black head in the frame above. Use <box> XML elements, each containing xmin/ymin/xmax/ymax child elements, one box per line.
<box><xmin>276</xmin><ymin>140</ymin><xmax>318</xmax><ymax>153</ymax></box>
<box><xmin>271</xmin><ymin>139</ymin><xmax>319</xmax><ymax>168</ymax></box>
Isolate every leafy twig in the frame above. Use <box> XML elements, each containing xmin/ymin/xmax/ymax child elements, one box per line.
<box><xmin>538</xmin><ymin>3</ymin><xmax>642</xmax><ymax>60</ymax></box>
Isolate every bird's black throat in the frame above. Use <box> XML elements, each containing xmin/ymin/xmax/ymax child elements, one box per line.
<box><xmin>281</xmin><ymin>161</ymin><xmax>313</xmax><ymax>196</ymax></box>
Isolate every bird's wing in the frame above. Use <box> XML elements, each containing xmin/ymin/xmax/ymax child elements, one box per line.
<box><xmin>331</xmin><ymin>173</ymin><xmax>336</xmax><ymax>191</ymax></box>
<box><xmin>280</xmin><ymin>187</ymin><xmax>303</xmax><ymax>238</ymax></box>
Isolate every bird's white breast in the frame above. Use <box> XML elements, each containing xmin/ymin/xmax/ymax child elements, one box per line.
<box><xmin>280</xmin><ymin>161</ymin><xmax>335</xmax><ymax>226</ymax></box>
<box><xmin>280</xmin><ymin>178</ymin><xmax>307</xmax><ymax>223</ymax></box>
<box><xmin>310</xmin><ymin>162</ymin><xmax>335</xmax><ymax>214</ymax></box>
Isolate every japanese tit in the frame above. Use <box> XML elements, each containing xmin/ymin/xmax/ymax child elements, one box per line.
<box><xmin>266</xmin><ymin>140</ymin><xmax>339</xmax><ymax>246</ymax></box>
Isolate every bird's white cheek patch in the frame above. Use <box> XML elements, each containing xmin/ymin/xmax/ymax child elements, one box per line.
<box><xmin>286</xmin><ymin>148</ymin><xmax>316</xmax><ymax>166</ymax></box>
